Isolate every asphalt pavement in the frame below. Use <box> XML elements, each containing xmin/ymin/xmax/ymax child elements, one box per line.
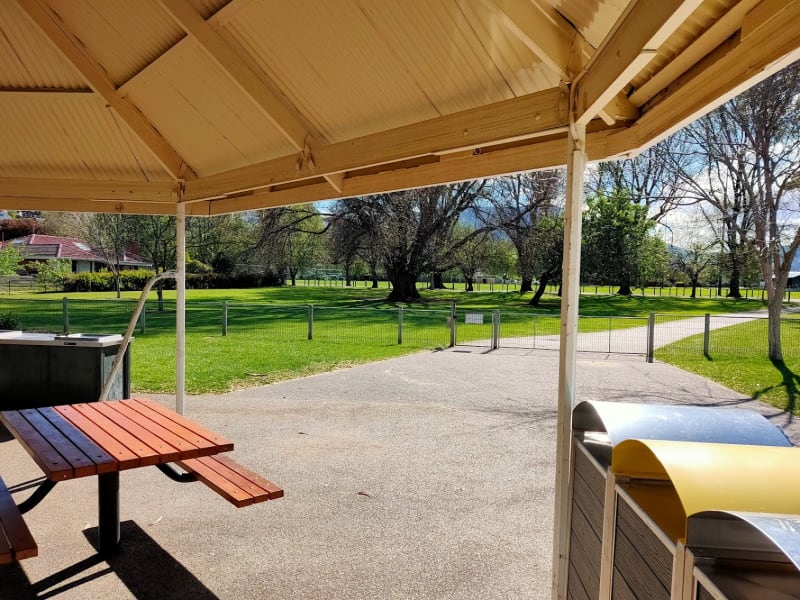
<box><xmin>1</xmin><ymin>347</ymin><xmax>797</xmax><ymax>599</ymax></box>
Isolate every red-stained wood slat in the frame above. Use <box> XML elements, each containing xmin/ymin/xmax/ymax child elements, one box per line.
<box><xmin>19</xmin><ymin>409</ymin><xmax>97</xmax><ymax>478</ymax></box>
<box><xmin>38</xmin><ymin>408</ymin><xmax>117</xmax><ymax>474</ymax></box>
<box><xmin>177</xmin><ymin>457</ymin><xmax>256</xmax><ymax>507</ymax></box>
<box><xmin>131</xmin><ymin>399</ymin><xmax>234</xmax><ymax>454</ymax></box>
<box><xmin>54</xmin><ymin>405</ymin><xmax>139</xmax><ymax>470</ymax></box>
<box><xmin>95</xmin><ymin>403</ymin><xmax>182</xmax><ymax>463</ymax></box>
<box><xmin>212</xmin><ymin>454</ymin><xmax>284</xmax><ymax>500</ymax></box>
<box><xmin>0</xmin><ymin>411</ymin><xmax>74</xmax><ymax>480</ymax></box>
<box><xmin>177</xmin><ymin>455</ymin><xmax>283</xmax><ymax>507</ymax></box>
<box><xmin>112</xmin><ymin>402</ymin><xmax>203</xmax><ymax>458</ymax></box>
<box><xmin>0</xmin><ymin>476</ymin><xmax>37</xmax><ymax>563</ymax></box>
<box><xmin>70</xmin><ymin>404</ymin><xmax>162</xmax><ymax>467</ymax></box>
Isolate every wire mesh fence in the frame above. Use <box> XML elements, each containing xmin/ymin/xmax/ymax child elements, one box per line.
<box><xmin>1</xmin><ymin>297</ymin><xmax>798</xmax><ymax>361</ymax></box>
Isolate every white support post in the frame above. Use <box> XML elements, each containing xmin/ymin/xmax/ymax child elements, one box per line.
<box><xmin>552</xmin><ymin>88</ymin><xmax>586</xmax><ymax>600</ymax></box>
<box><xmin>176</xmin><ymin>201</ymin><xmax>186</xmax><ymax>415</ymax></box>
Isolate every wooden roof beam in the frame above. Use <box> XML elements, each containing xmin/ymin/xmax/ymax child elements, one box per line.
<box><xmin>183</xmin><ymin>86</ymin><xmax>570</xmax><ymax>202</ymax></box>
<box><xmin>15</xmin><ymin>0</ymin><xmax>193</xmax><ymax>181</ymax></box>
<box><xmin>575</xmin><ymin>0</ymin><xmax>703</xmax><ymax>126</ymax></box>
<box><xmin>157</xmin><ymin>0</ymin><xmax>343</xmax><ymax>193</ymax></box>
<box><xmin>486</xmin><ymin>0</ymin><xmax>638</xmax><ymax>124</ymax></box>
<box><xmin>198</xmin><ymin>126</ymin><xmax>622</xmax><ymax>215</ymax></box>
<box><xmin>0</xmin><ymin>178</ymin><xmax>178</xmax><ymax>202</ymax></box>
<box><xmin>607</xmin><ymin>0</ymin><xmax>800</xmax><ymax>155</ymax></box>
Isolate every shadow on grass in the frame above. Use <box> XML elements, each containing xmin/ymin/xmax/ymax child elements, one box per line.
<box><xmin>751</xmin><ymin>359</ymin><xmax>800</xmax><ymax>418</ymax></box>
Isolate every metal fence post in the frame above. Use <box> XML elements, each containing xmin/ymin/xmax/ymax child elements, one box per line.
<box><xmin>703</xmin><ymin>313</ymin><xmax>711</xmax><ymax>357</ymax></box>
<box><xmin>532</xmin><ymin>315</ymin><xmax>537</xmax><ymax>349</ymax></box>
<box><xmin>397</xmin><ymin>305</ymin><xmax>404</xmax><ymax>345</ymax></box>
<box><xmin>139</xmin><ymin>302</ymin><xmax>147</xmax><ymax>334</ymax></box>
<box><xmin>62</xmin><ymin>296</ymin><xmax>69</xmax><ymax>333</ymax></box>
<box><xmin>492</xmin><ymin>310</ymin><xmax>500</xmax><ymax>349</ymax></box>
<box><xmin>307</xmin><ymin>305</ymin><xmax>314</xmax><ymax>340</ymax></box>
<box><xmin>646</xmin><ymin>313</ymin><xmax>655</xmax><ymax>363</ymax></box>
<box><xmin>222</xmin><ymin>300</ymin><xmax>228</xmax><ymax>336</ymax></box>
<box><xmin>449</xmin><ymin>301</ymin><xmax>457</xmax><ymax>347</ymax></box>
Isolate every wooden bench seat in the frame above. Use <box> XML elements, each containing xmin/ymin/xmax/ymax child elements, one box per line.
<box><xmin>176</xmin><ymin>455</ymin><xmax>283</xmax><ymax>508</ymax></box>
<box><xmin>0</xmin><ymin>476</ymin><xmax>37</xmax><ymax>564</ymax></box>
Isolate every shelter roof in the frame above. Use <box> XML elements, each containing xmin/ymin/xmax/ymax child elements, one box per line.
<box><xmin>1</xmin><ymin>0</ymin><xmax>798</xmax><ymax>216</ymax></box>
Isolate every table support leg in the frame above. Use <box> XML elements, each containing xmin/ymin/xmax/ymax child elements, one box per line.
<box><xmin>98</xmin><ymin>472</ymin><xmax>120</xmax><ymax>554</ymax></box>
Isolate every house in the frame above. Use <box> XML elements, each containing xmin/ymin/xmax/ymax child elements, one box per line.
<box><xmin>0</xmin><ymin>234</ymin><xmax>152</xmax><ymax>273</ymax></box>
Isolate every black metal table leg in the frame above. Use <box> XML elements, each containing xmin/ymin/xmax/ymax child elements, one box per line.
<box><xmin>98</xmin><ymin>472</ymin><xmax>120</xmax><ymax>554</ymax></box>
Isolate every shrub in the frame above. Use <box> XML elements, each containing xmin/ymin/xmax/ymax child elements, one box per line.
<box><xmin>0</xmin><ymin>313</ymin><xmax>20</xmax><ymax>329</ymax></box>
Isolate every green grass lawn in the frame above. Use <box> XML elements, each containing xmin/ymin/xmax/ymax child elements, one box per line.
<box><xmin>3</xmin><ymin>285</ymin><xmax>794</xmax><ymax>409</ymax></box>
<box><xmin>657</xmin><ymin>318</ymin><xmax>800</xmax><ymax>415</ymax></box>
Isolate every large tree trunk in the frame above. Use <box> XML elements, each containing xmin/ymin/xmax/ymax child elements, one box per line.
<box><xmin>156</xmin><ymin>283</ymin><xmax>165</xmax><ymax>313</ymax></box>
<box><xmin>727</xmin><ymin>257</ymin><xmax>742</xmax><ymax>298</ymax></box>
<box><xmin>464</xmin><ymin>276</ymin><xmax>474</xmax><ymax>292</ymax></box>
<box><xmin>430</xmin><ymin>272</ymin><xmax>445</xmax><ymax>289</ymax></box>
<box><xmin>767</xmin><ymin>285</ymin><xmax>784</xmax><ymax>361</ymax></box>
<box><xmin>616</xmin><ymin>282</ymin><xmax>633</xmax><ymax>296</ymax></box>
<box><xmin>387</xmin><ymin>270</ymin><xmax>421</xmax><ymax>301</ymax></box>
<box><xmin>690</xmin><ymin>276</ymin><xmax>699</xmax><ymax>298</ymax></box>
<box><xmin>520</xmin><ymin>276</ymin><xmax>533</xmax><ymax>293</ymax></box>
<box><xmin>529</xmin><ymin>278</ymin><xmax>550</xmax><ymax>306</ymax></box>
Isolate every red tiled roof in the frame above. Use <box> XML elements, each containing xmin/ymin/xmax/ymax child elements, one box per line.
<box><xmin>0</xmin><ymin>234</ymin><xmax>152</xmax><ymax>266</ymax></box>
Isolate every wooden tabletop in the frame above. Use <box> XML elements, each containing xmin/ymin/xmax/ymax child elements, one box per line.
<box><xmin>1</xmin><ymin>399</ymin><xmax>233</xmax><ymax>481</ymax></box>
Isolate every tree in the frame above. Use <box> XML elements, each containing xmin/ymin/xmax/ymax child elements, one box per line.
<box><xmin>528</xmin><ymin>216</ymin><xmax>564</xmax><ymax>306</ymax></box>
<box><xmin>588</xmin><ymin>138</ymin><xmax>687</xmax><ymax>222</ymax></box>
<box><xmin>187</xmin><ymin>215</ymin><xmax>252</xmax><ymax>268</ymax></box>
<box><xmin>36</xmin><ymin>258</ymin><xmax>71</xmax><ymax>288</ymax></box>
<box><xmin>452</xmin><ymin>226</ymin><xmax>503</xmax><ymax>292</ymax></box>
<box><xmin>582</xmin><ymin>190</ymin><xmax>658</xmax><ymax>295</ymax></box>
<box><xmin>388</xmin><ymin>183</ymin><xmax>486</xmax><ymax>301</ymax></box>
<box><xmin>329</xmin><ymin>198</ymin><xmax>385</xmax><ymax>288</ymax></box>
<box><xmin>251</xmin><ymin>204</ymin><xmax>327</xmax><ymax>283</ymax></box>
<box><xmin>283</xmin><ymin>209</ymin><xmax>325</xmax><ymax>286</ymax></box>
<box><xmin>484</xmin><ymin>171</ymin><xmax>565</xmax><ymax>293</ymax></box>
<box><xmin>0</xmin><ymin>245</ymin><xmax>21</xmax><ymax>275</ymax></box>
<box><xmin>55</xmin><ymin>213</ymin><xmax>136</xmax><ymax>298</ymax></box>
<box><xmin>0</xmin><ymin>218</ymin><xmax>46</xmax><ymax>241</ymax></box>
<box><xmin>671</xmin><ymin>62</ymin><xmax>800</xmax><ymax>360</ymax></box>
<box><xmin>670</xmin><ymin>243</ymin><xmax>715</xmax><ymax>298</ymax></box>
<box><xmin>336</xmin><ymin>183</ymin><xmax>486</xmax><ymax>301</ymax></box>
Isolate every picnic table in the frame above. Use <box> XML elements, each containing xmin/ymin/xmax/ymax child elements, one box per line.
<box><xmin>0</xmin><ymin>398</ymin><xmax>282</xmax><ymax>559</ymax></box>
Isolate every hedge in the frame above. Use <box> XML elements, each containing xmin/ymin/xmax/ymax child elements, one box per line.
<box><xmin>61</xmin><ymin>269</ymin><xmax>283</xmax><ymax>292</ymax></box>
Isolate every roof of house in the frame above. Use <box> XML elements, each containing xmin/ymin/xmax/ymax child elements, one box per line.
<box><xmin>0</xmin><ymin>1</ymin><xmax>797</xmax><ymax>216</ymax></box>
<box><xmin>0</xmin><ymin>234</ymin><xmax>152</xmax><ymax>267</ymax></box>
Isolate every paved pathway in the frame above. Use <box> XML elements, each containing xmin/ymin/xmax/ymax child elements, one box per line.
<box><xmin>2</xmin><ymin>346</ymin><xmax>796</xmax><ymax>599</ymax></box>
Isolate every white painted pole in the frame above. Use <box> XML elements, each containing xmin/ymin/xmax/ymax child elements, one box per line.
<box><xmin>176</xmin><ymin>202</ymin><xmax>186</xmax><ymax>415</ymax></box>
<box><xmin>551</xmin><ymin>94</ymin><xmax>586</xmax><ymax>600</ymax></box>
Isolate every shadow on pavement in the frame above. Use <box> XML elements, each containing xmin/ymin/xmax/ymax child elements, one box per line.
<box><xmin>0</xmin><ymin>521</ymin><xmax>219</xmax><ymax>600</ymax></box>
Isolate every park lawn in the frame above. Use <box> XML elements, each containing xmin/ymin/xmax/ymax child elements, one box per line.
<box><xmin>657</xmin><ymin>318</ymin><xmax>800</xmax><ymax>415</ymax></box>
<box><xmin>17</xmin><ymin>283</ymin><xmax>771</xmax><ymax>314</ymax></box>
<box><xmin>660</xmin><ymin>354</ymin><xmax>800</xmax><ymax>415</ymax></box>
<box><xmin>131</xmin><ymin>333</ymin><xmax>422</xmax><ymax>394</ymax></box>
<box><xmin>1</xmin><ymin>284</ymin><xmax>780</xmax><ymax>395</ymax></box>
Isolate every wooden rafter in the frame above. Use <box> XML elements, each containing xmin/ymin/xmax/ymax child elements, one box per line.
<box><xmin>0</xmin><ymin>178</ymin><xmax>178</xmax><ymax>202</ymax></box>
<box><xmin>157</xmin><ymin>0</ymin><xmax>344</xmax><ymax>193</ymax></box>
<box><xmin>190</xmin><ymin>127</ymin><xmax>621</xmax><ymax>216</ymax></box>
<box><xmin>628</xmin><ymin>0</ymin><xmax>762</xmax><ymax>106</ymax></box>
<box><xmin>575</xmin><ymin>0</ymin><xmax>703</xmax><ymax>125</ymax></box>
<box><xmin>183</xmin><ymin>86</ymin><xmax>569</xmax><ymax>202</ymax></box>
<box><xmin>607</xmin><ymin>0</ymin><xmax>800</xmax><ymax>154</ymax></box>
<box><xmin>15</xmin><ymin>0</ymin><xmax>193</xmax><ymax>181</ymax></box>
<box><xmin>486</xmin><ymin>0</ymin><xmax>638</xmax><ymax>124</ymax></box>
